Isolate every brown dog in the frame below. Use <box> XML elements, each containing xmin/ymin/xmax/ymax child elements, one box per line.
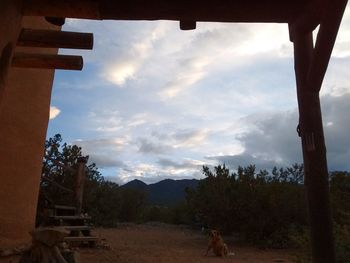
<box><xmin>205</xmin><ymin>230</ymin><xmax>229</xmax><ymax>257</ymax></box>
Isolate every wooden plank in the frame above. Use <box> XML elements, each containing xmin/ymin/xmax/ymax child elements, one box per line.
<box><xmin>11</xmin><ymin>53</ymin><xmax>83</xmax><ymax>70</ymax></box>
<box><xmin>61</xmin><ymin>226</ymin><xmax>92</xmax><ymax>231</ymax></box>
<box><xmin>54</xmin><ymin>205</ymin><xmax>77</xmax><ymax>211</ymax></box>
<box><xmin>64</xmin><ymin>236</ymin><xmax>98</xmax><ymax>242</ymax></box>
<box><xmin>49</xmin><ymin>216</ymin><xmax>91</xmax><ymax>220</ymax></box>
<box><xmin>17</xmin><ymin>28</ymin><xmax>93</xmax><ymax>50</ymax></box>
<box><xmin>22</xmin><ymin>0</ymin><xmax>309</xmax><ymax>23</ymax></box>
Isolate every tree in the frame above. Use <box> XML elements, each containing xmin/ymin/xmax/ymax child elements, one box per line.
<box><xmin>37</xmin><ymin>134</ymin><xmax>123</xmax><ymax>226</ymax></box>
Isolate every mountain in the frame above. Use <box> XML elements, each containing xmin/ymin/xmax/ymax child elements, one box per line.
<box><xmin>122</xmin><ymin>179</ymin><xmax>148</xmax><ymax>191</ymax></box>
<box><xmin>121</xmin><ymin>178</ymin><xmax>199</xmax><ymax>206</ymax></box>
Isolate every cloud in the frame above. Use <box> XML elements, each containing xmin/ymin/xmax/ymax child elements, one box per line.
<box><xmin>157</xmin><ymin>158</ymin><xmax>204</xmax><ymax>170</ymax></box>
<box><xmin>137</xmin><ymin>128</ymin><xmax>210</xmax><ymax>155</ymax></box>
<box><xmin>172</xmin><ymin>129</ymin><xmax>210</xmax><ymax>148</ymax></box>
<box><xmin>206</xmin><ymin>153</ymin><xmax>282</xmax><ymax>171</ymax></box>
<box><xmin>74</xmin><ymin>137</ymin><xmax>127</xmax><ymax>151</ymax></box>
<box><xmin>49</xmin><ymin>106</ymin><xmax>61</xmax><ymax>119</ymax></box>
<box><xmin>207</xmin><ymin>92</ymin><xmax>350</xmax><ymax>172</ymax></box>
<box><xmin>102</xmin><ymin>22</ymin><xmax>170</xmax><ymax>86</ymax></box>
<box><xmin>88</xmin><ymin>154</ymin><xmax>126</xmax><ymax>168</ymax></box>
<box><xmin>137</xmin><ymin>138</ymin><xmax>173</xmax><ymax>154</ymax></box>
<box><xmin>73</xmin><ymin>137</ymin><xmax>128</xmax><ymax>168</ymax></box>
<box><xmin>115</xmin><ymin>160</ymin><xmax>203</xmax><ymax>184</ymax></box>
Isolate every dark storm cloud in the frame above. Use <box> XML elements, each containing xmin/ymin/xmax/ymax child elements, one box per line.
<box><xmin>208</xmin><ymin>92</ymin><xmax>350</xmax><ymax>171</ymax></box>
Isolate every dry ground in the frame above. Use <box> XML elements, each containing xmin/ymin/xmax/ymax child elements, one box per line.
<box><xmin>80</xmin><ymin>223</ymin><xmax>296</xmax><ymax>263</ymax></box>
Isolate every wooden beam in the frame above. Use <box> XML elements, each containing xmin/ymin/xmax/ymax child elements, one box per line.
<box><xmin>11</xmin><ymin>53</ymin><xmax>83</xmax><ymax>70</ymax></box>
<box><xmin>23</xmin><ymin>0</ymin><xmax>100</xmax><ymax>19</ymax></box>
<box><xmin>23</xmin><ymin>0</ymin><xmax>309</xmax><ymax>23</ymax></box>
<box><xmin>180</xmin><ymin>21</ymin><xmax>196</xmax><ymax>30</ymax></box>
<box><xmin>291</xmin><ymin>29</ymin><xmax>336</xmax><ymax>263</ymax></box>
<box><xmin>17</xmin><ymin>28</ymin><xmax>94</xmax><ymax>50</ymax></box>
<box><xmin>308</xmin><ymin>0</ymin><xmax>348</xmax><ymax>92</ymax></box>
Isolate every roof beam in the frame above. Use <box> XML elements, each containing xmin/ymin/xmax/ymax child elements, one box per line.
<box><xmin>17</xmin><ymin>29</ymin><xmax>94</xmax><ymax>50</ymax></box>
<box><xmin>11</xmin><ymin>53</ymin><xmax>83</xmax><ymax>70</ymax></box>
<box><xmin>22</xmin><ymin>0</ymin><xmax>309</xmax><ymax>23</ymax></box>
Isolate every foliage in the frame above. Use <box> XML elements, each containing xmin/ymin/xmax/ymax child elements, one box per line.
<box><xmin>186</xmin><ymin>164</ymin><xmax>307</xmax><ymax>248</ymax></box>
<box><xmin>37</xmin><ymin>134</ymin><xmax>146</xmax><ymax>226</ymax></box>
<box><xmin>38</xmin><ymin>135</ymin><xmax>350</xmax><ymax>261</ymax></box>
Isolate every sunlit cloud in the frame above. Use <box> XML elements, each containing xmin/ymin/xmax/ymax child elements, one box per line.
<box><xmin>102</xmin><ymin>22</ymin><xmax>170</xmax><ymax>86</ymax></box>
<box><xmin>49</xmin><ymin>106</ymin><xmax>61</xmax><ymax>120</ymax></box>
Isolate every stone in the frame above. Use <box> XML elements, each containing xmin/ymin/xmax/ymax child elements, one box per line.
<box><xmin>30</xmin><ymin>227</ymin><xmax>69</xmax><ymax>247</ymax></box>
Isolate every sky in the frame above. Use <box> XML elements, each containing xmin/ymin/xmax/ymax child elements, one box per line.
<box><xmin>47</xmin><ymin>5</ymin><xmax>350</xmax><ymax>184</ymax></box>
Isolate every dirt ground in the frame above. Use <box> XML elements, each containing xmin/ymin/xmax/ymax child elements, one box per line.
<box><xmin>0</xmin><ymin>223</ymin><xmax>296</xmax><ymax>263</ymax></box>
<box><xmin>80</xmin><ymin>223</ymin><xmax>296</xmax><ymax>263</ymax></box>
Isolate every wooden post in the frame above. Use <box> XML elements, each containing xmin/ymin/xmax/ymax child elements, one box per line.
<box><xmin>290</xmin><ymin>1</ymin><xmax>347</xmax><ymax>262</ymax></box>
<box><xmin>75</xmin><ymin>157</ymin><xmax>88</xmax><ymax>215</ymax></box>
<box><xmin>292</xmin><ymin>31</ymin><xmax>335</xmax><ymax>263</ymax></box>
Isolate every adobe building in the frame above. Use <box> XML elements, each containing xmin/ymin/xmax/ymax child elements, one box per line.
<box><xmin>0</xmin><ymin>1</ymin><xmax>348</xmax><ymax>262</ymax></box>
<box><xmin>0</xmin><ymin>4</ymin><xmax>59</xmax><ymax>248</ymax></box>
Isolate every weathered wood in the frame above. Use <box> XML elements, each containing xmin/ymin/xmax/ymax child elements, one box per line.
<box><xmin>17</xmin><ymin>28</ymin><xmax>93</xmax><ymax>50</ymax></box>
<box><xmin>45</xmin><ymin>17</ymin><xmax>66</xmax><ymax>26</ymax></box>
<box><xmin>291</xmin><ymin>30</ymin><xmax>336</xmax><ymax>263</ymax></box>
<box><xmin>64</xmin><ymin>236</ymin><xmax>98</xmax><ymax>242</ymax></box>
<box><xmin>49</xmin><ymin>216</ymin><xmax>91</xmax><ymax>220</ymax></box>
<box><xmin>0</xmin><ymin>43</ymin><xmax>14</xmax><ymax>105</ymax></box>
<box><xmin>60</xmin><ymin>226</ymin><xmax>92</xmax><ymax>231</ymax></box>
<box><xmin>23</xmin><ymin>0</ymin><xmax>309</xmax><ymax>23</ymax></box>
<box><xmin>42</xmin><ymin>176</ymin><xmax>75</xmax><ymax>193</ymax></box>
<box><xmin>75</xmin><ymin>157</ymin><xmax>88</xmax><ymax>215</ymax></box>
<box><xmin>308</xmin><ymin>0</ymin><xmax>348</xmax><ymax>92</ymax></box>
<box><xmin>23</xmin><ymin>0</ymin><xmax>100</xmax><ymax>19</ymax></box>
<box><xmin>11</xmin><ymin>53</ymin><xmax>83</xmax><ymax>70</ymax></box>
<box><xmin>180</xmin><ymin>21</ymin><xmax>196</xmax><ymax>30</ymax></box>
<box><xmin>54</xmin><ymin>205</ymin><xmax>77</xmax><ymax>211</ymax></box>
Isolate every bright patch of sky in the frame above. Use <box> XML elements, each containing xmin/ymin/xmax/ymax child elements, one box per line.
<box><xmin>48</xmin><ymin>4</ymin><xmax>350</xmax><ymax>184</ymax></box>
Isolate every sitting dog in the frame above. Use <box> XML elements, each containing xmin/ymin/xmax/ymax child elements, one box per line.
<box><xmin>205</xmin><ymin>230</ymin><xmax>229</xmax><ymax>257</ymax></box>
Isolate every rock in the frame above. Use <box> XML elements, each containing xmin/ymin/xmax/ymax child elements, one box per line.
<box><xmin>0</xmin><ymin>248</ymin><xmax>14</xmax><ymax>257</ymax></box>
<box><xmin>30</xmin><ymin>227</ymin><xmax>69</xmax><ymax>247</ymax></box>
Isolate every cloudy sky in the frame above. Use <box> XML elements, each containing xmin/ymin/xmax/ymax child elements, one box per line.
<box><xmin>47</xmin><ymin>5</ymin><xmax>350</xmax><ymax>184</ymax></box>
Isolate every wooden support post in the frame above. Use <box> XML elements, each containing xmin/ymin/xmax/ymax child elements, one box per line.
<box><xmin>17</xmin><ymin>29</ymin><xmax>94</xmax><ymax>50</ymax></box>
<box><xmin>290</xmin><ymin>2</ymin><xmax>347</xmax><ymax>262</ymax></box>
<box><xmin>292</xmin><ymin>31</ymin><xmax>335</xmax><ymax>263</ymax></box>
<box><xmin>11</xmin><ymin>53</ymin><xmax>83</xmax><ymax>70</ymax></box>
<box><xmin>75</xmin><ymin>157</ymin><xmax>88</xmax><ymax>215</ymax></box>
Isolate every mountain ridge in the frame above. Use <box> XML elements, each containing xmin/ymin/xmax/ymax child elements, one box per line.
<box><xmin>121</xmin><ymin>178</ymin><xmax>199</xmax><ymax>206</ymax></box>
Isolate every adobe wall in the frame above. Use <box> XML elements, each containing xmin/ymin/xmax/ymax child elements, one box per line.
<box><xmin>0</xmin><ymin>0</ymin><xmax>22</xmax><ymax>108</ymax></box>
<box><xmin>0</xmin><ymin>12</ymin><xmax>60</xmax><ymax>247</ymax></box>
